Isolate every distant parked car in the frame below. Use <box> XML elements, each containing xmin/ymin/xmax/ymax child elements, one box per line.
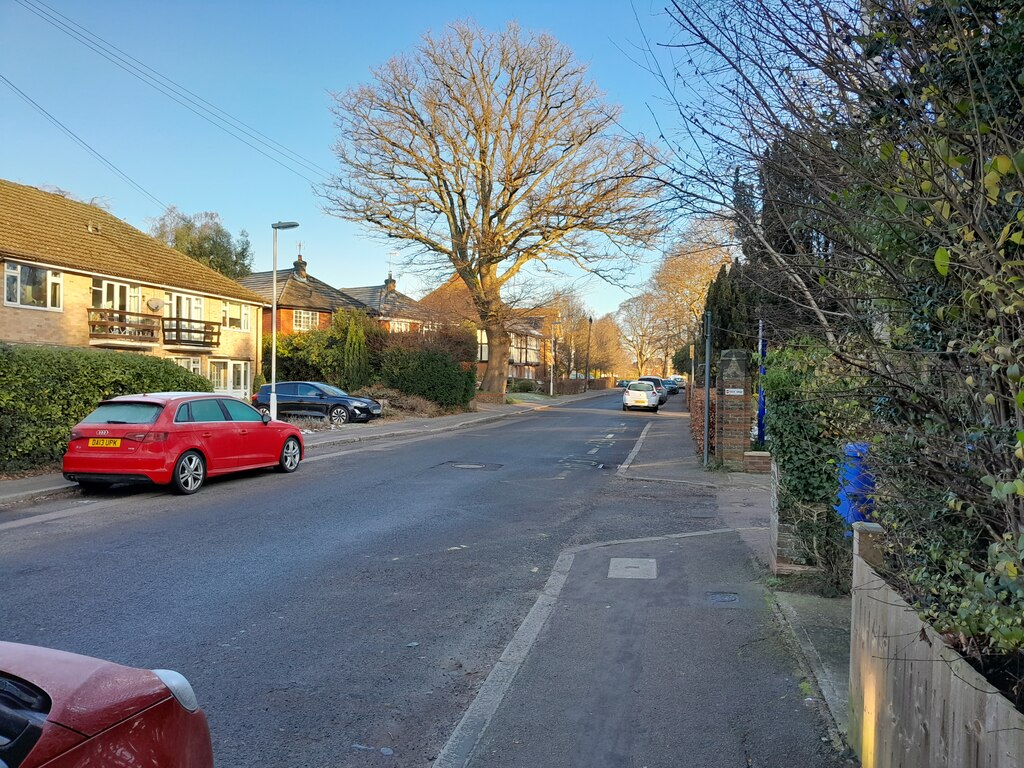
<box><xmin>637</xmin><ymin>376</ymin><xmax>669</xmax><ymax>404</ymax></box>
<box><xmin>622</xmin><ymin>381</ymin><xmax>659</xmax><ymax>412</ymax></box>
<box><xmin>662</xmin><ymin>379</ymin><xmax>680</xmax><ymax>395</ymax></box>
<box><xmin>0</xmin><ymin>641</ymin><xmax>214</xmax><ymax>768</ymax></box>
<box><xmin>62</xmin><ymin>392</ymin><xmax>304</xmax><ymax>495</ymax></box>
<box><xmin>615</xmin><ymin>379</ymin><xmax>631</xmax><ymax>388</ymax></box>
<box><xmin>252</xmin><ymin>382</ymin><xmax>382</xmax><ymax>424</ymax></box>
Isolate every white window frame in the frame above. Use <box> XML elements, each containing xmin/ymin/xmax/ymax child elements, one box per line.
<box><xmin>221</xmin><ymin>301</ymin><xmax>251</xmax><ymax>332</ymax></box>
<box><xmin>477</xmin><ymin>329</ymin><xmax>489</xmax><ymax>362</ymax></box>
<box><xmin>390</xmin><ymin>320</ymin><xmax>411</xmax><ymax>333</ymax></box>
<box><xmin>293</xmin><ymin>309</ymin><xmax>320</xmax><ymax>331</ymax></box>
<box><xmin>171</xmin><ymin>356</ymin><xmax>201</xmax><ymax>375</ymax></box>
<box><xmin>4</xmin><ymin>261</ymin><xmax>63</xmax><ymax>311</ymax></box>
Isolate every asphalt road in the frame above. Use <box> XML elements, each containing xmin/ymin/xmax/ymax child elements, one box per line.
<box><xmin>0</xmin><ymin>392</ymin><xmax>843</xmax><ymax>767</ymax></box>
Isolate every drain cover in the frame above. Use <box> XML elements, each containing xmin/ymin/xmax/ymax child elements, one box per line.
<box><xmin>705</xmin><ymin>591</ymin><xmax>739</xmax><ymax>605</ymax></box>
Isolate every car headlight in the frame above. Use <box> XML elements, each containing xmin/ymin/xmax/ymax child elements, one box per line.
<box><xmin>153</xmin><ymin>669</ymin><xmax>199</xmax><ymax>712</ymax></box>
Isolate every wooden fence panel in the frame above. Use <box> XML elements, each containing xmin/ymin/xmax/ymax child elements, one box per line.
<box><xmin>850</xmin><ymin>524</ymin><xmax>1024</xmax><ymax>768</ymax></box>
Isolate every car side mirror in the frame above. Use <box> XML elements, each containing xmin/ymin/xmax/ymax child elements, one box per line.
<box><xmin>262</xmin><ymin>413</ymin><xmax>271</xmax><ymax>425</ymax></box>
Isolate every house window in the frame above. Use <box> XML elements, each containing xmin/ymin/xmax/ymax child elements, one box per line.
<box><xmin>222</xmin><ymin>301</ymin><xmax>250</xmax><ymax>331</ymax></box>
<box><xmin>512</xmin><ymin>334</ymin><xmax>528</xmax><ymax>364</ymax></box>
<box><xmin>4</xmin><ymin>261</ymin><xmax>62</xmax><ymax>310</ymax></box>
<box><xmin>171</xmin><ymin>357</ymin><xmax>201</xmax><ymax>375</ymax></box>
<box><xmin>477</xmin><ymin>329</ymin><xmax>489</xmax><ymax>362</ymax></box>
<box><xmin>91</xmin><ymin>279</ymin><xmax>141</xmax><ymax>313</ymax></box>
<box><xmin>526</xmin><ymin>337</ymin><xmax>541</xmax><ymax>364</ymax></box>
<box><xmin>390</xmin><ymin>320</ymin><xmax>411</xmax><ymax>333</ymax></box>
<box><xmin>293</xmin><ymin>310</ymin><xmax>320</xmax><ymax>331</ymax></box>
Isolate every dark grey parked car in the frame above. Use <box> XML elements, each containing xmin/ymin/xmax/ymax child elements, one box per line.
<box><xmin>252</xmin><ymin>382</ymin><xmax>382</xmax><ymax>424</ymax></box>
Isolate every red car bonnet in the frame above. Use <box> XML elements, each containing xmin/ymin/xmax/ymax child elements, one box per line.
<box><xmin>0</xmin><ymin>642</ymin><xmax>169</xmax><ymax>736</ymax></box>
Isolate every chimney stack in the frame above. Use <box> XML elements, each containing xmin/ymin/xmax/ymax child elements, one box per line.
<box><xmin>293</xmin><ymin>255</ymin><xmax>307</xmax><ymax>280</ymax></box>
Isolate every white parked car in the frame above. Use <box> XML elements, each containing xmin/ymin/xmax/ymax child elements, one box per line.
<box><xmin>622</xmin><ymin>381</ymin><xmax>659</xmax><ymax>412</ymax></box>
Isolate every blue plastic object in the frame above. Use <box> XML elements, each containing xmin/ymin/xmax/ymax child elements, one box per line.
<box><xmin>835</xmin><ymin>442</ymin><xmax>874</xmax><ymax>531</ymax></box>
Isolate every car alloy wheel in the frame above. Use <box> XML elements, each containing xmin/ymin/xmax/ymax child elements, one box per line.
<box><xmin>279</xmin><ymin>437</ymin><xmax>301</xmax><ymax>473</ymax></box>
<box><xmin>172</xmin><ymin>450</ymin><xmax>205</xmax><ymax>494</ymax></box>
<box><xmin>329</xmin><ymin>405</ymin><xmax>350</xmax><ymax>424</ymax></box>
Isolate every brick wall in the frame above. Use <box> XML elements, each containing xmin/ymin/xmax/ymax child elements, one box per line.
<box><xmin>689</xmin><ymin>386</ymin><xmax>716</xmax><ymax>458</ymax></box>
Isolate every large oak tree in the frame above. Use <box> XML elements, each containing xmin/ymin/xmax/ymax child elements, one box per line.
<box><xmin>322</xmin><ymin>22</ymin><xmax>662</xmax><ymax>392</ymax></box>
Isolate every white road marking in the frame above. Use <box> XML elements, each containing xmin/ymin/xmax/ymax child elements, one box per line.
<box><xmin>587</xmin><ymin>448</ymin><xmax>599</xmax><ymax>454</ymax></box>
<box><xmin>606</xmin><ymin>434</ymin><xmax>614</xmax><ymax>439</ymax></box>
<box><xmin>616</xmin><ymin>422</ymin><xmax>653</xmax><ymax>476</ymax></box>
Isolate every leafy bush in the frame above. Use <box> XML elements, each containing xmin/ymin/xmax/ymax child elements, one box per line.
<box><xmin>379</xmin><ymin>347</ymin><xmax>476</xmax><ymax>408</ymax></box>
<box><xmin>0</xmin><ymin>344</ymin><xmax>211</xmax><ymax>471</ymax></box>
<box><xmin>509</xmin><ymin>378</ymin><xmax>538</xmax><ymax>393</ymax></box>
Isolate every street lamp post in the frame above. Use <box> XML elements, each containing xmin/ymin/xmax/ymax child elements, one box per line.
<box><xmin>549</xmin><ymin>320</ymin><xmax>561</xmax><ymax>397</ymax></box>
<box><xmin>584</xmin><ymin>316</ymin><xmax>593</xmax><ymax>392</ymax></box>
<box><xmin>270</xmin><ymin>221</ymin><xmax>299</xmax><ymax>420</ymax></box>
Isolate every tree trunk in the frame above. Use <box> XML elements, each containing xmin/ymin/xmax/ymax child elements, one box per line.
<box><xmin>481</xmin><ymin>323</ymin><xmax>511</xmax><ymax>393</ymax></box>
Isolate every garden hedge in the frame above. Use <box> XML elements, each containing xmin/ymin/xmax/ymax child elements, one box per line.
<box><xmin>379</xmin><ymin>347</ymin><xmax>476</xmax><ymax>408</ymax></box>
<box><xmin>0</xmin><ymin>344</ymin><xmax>212</xmax><ymax>471</ymax></box>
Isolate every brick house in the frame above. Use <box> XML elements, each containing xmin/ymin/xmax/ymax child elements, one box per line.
<box><xmin>0</xmin><ymin>179</ymin><xmax>265</xmax><ymax>398</ymax></box>
<box><xmin>237</xmin><ymin>255</ymin><xmax>367</xmax><ymax>335</ymax></box>
<box><xmin>419</xmin><ymin>275</ymin><xmax>549</xmax><ymax>381</ymax></box>
<box><xmin>341</xmin><ymin>273</ymin><xmax>438</xmax><ymax>333</ymax></box>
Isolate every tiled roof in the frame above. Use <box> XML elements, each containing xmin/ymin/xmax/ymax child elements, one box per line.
<box><xmin>0</xmin><ymin>179</ymin><xmax>265</xmax><ymax>304</ymax></box>
<box><xmin>238</xmin><ymin>270</ymin><xmax>368</xmax><ymax>313</ymax></box>
<box><xmin>342</xmin><ymin>281</ymin><xmax>435</xmax><ymax>322</ymax></box>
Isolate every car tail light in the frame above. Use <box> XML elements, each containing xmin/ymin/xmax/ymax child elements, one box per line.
<box><xmin>69</xmin><ymin>429</ymin><xmax>84</xmax><ymax>441</ymax></box>
<box><xmin>124</xmin><ymin>432</ymin><xmax>148</xmax><ymax>442</ymax></box>
<box><xmin>144</xmin><ymin>431</ymin><xmax>169</xmax><ymax>443</ymax></box>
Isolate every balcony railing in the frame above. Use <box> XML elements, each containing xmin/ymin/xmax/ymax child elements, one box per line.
<box><xmin>162</xmin><ymin>317</ymin><xmax>222</xmax><ymax>348</ymax></box>
<box><xmin>86</xmin><ymin>309</ymin><xmax>161</xmax><ymax>345</ymax></box>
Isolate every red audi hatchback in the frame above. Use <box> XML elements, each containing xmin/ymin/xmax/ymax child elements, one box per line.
<box><xmin>0</xmin><ymin>641</ymin><xmax>213</xmax><ymax>768</ymax></box>
<box><xmin>63</xmin><ymin>392</ymin><xmax>304</xmax><ymax>494</ymax></box>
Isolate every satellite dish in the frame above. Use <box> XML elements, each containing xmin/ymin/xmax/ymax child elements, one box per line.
<box><xmin>146</xmin><ymin>297</ymin><xmax>165</xmax><ymax>312</ymax></box>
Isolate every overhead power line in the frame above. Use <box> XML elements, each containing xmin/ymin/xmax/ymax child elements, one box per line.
<box><xmin>0</xmin><ymin>73</ymin><xmax>169</xmax><ymax>211</ymax></box>
<box><xmin>14</xmin><ymin>0</ymin><xmax>331</xmax><ymax>185</ymax></box>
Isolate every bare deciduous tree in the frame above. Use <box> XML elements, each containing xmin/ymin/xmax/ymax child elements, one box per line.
<box><xmin>617</xmin><ymin>294</ymin><xmax>661</xmax><ymax>377</ymax></box>
<box><xmin>322</xmin><ymin>21</ymin><xmax>663</xmax><ymax>392</ymax></box>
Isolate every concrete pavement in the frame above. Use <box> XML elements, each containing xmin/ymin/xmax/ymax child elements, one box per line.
<box><xmin>434</xmin><ymin>398</ymin><xmax>857</xmax><ymax>767</ymax></box>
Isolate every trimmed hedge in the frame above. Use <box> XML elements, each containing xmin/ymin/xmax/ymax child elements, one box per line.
<box><xmin>0</xmin><ymin>344</ymin><xmax>212</xmax><ymax>471</ymax></box>
<box><xmin>379</xmin><ymin>347</ymin><xmax>476</xmax><ymax>408</ymax></box>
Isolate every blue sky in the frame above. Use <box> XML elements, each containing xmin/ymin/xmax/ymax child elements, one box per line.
<box><xmin>1</xmin><ymin>0</ymin><xmax>680</xmax><ymax>316</ymax></box>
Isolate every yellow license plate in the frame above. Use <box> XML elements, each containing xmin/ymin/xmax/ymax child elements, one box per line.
<box><xmin>88</xmin><ymin>438</ymin><xmax>121</xmax><ymax>448</ymax></box>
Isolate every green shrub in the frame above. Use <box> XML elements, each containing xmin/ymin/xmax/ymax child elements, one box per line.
<box><xmin>0</xmin><ymin>344</ymin><xmax>212</xmax><ymax>471</ymax></box>
<box><xmin>380</xmin><ymin>347</ymin><xmax>475</xmax><ymax>408</ymax></box>
<box><xmin>509</xmin><ymin>378</ymin><xmax>538</xmax><ymax>393</ymax></box>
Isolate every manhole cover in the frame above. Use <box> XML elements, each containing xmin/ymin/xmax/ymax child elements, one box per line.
<box><xmin>706</xmin><ymin>592</ymin><xmax>739</xmax><ymax>605</ymax></box>
<box><xmin>436</xmin><ymin>461</ymin><xmax>503</xmax><ymax>471</ymax></box>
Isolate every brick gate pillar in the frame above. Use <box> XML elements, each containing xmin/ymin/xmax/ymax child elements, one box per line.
<box><xmin>714</xmin><ymin>349</ymin><xmax>750</xmax><ymax>470</ymax></box>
